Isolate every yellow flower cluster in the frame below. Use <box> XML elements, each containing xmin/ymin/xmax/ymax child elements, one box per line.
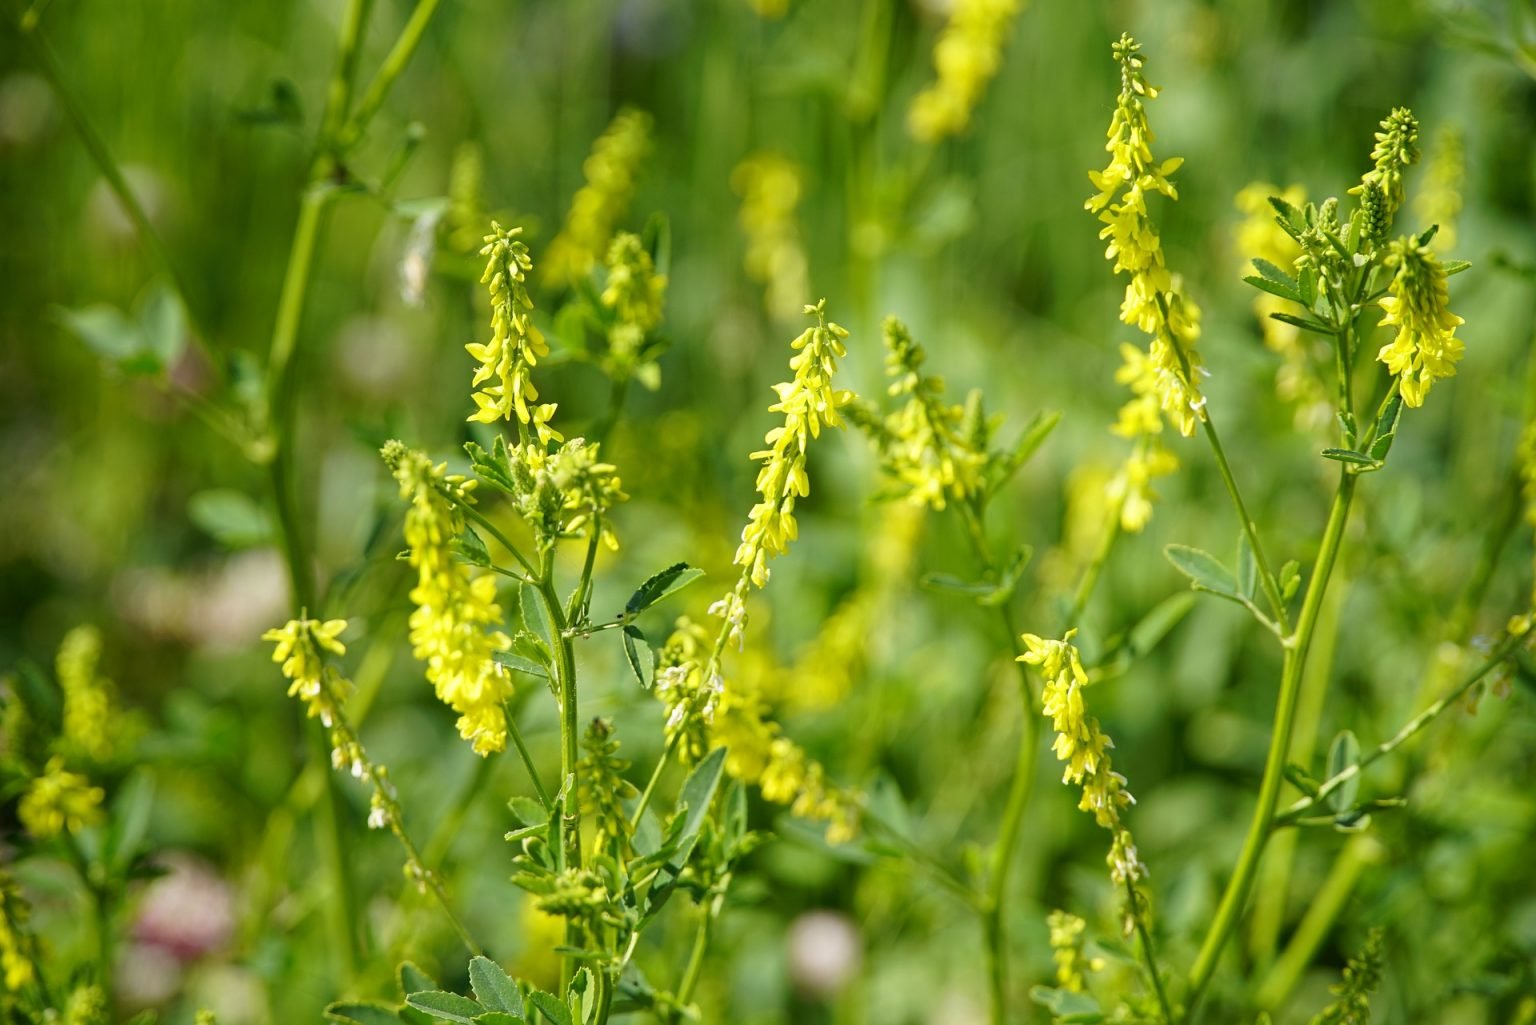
<box><xmin>907</xmin><ymin>0</ymin><xmax>1024</xmax><ymax>142</ymax></box>
<box><xmin>1375</xmin><ymin>237</ymin><xmax>1465</xmax><ymax>408</ymax></box>
<box><xmin>544</xmin><ymin>107</ymin><xmax>653</xmax><ymax>287</ymax></box>
<box><xmin>55</xmin><ymin>625</ymin><xmax>114</xmax><ymax>762</ymax></box>
<box><xmin>468</xmin><ymin>223</ymin><xmax>560</xmax><ymax>443</ymax></box>
<box><xmin>1088</xmin><ymin>35</ymin><xmax>1206</xmax><ymax>445</ymax></box>
<box><xmin>1235</xmin><ymin>183</ymin><xmax>1331</xmax><ymax>429</ymax></box>
<box><xmin>1046</xmin><ymin>910</ymin><xmax>1103</xmax><ymax>992</ymax></box>
<box><xmin>735</xmin><ymin>300</ymin><xmax>852</xmax><ymax>589</ymax></box>
<box><xmin>1354</xmin><ymin>107</ymin><xmax>1419</xmax><ymax>224</ymax></box>
<box><xmin>261</xmin><ymin>615</ymin><xmax>352</xmax><ymax>729</ymax></box>
<box><xmin>655</xmin><ymin>621</ymin><xmax>859</xmax><ymax>843</ymax></box>
<box><xmin>1018</xmin><ymin>631</ymin><xmax>1144</xmax><ymax>883</ymax></box>
<box><xmin>600</xmin><ymin>231</ymin><xmax>667</xmax><ymax>384</ymax></box>
<box><xmin>19</xmin><ymin>756</ymin><xmax>103</xmax><ymax>839</ymax></box>
<box><xmin>383</xmin><ymin>442</ymin><xmax>514</xmax><ymax>756</ymax></box>
<box><xmin>1106</xmin><ymin>435</ymin><xmax>1178</xmax><ymax>535</ymax></box>
<box><xmin>732</xmin><ymin>153</ymin><xmax>812</xmax><ymax>321</ymax></box>
<box><xmin>1415</xmin><ymin>127</ymin><xmax>1464</xmax><ymax>252</ymax></box>
<box><xmin>876</xmin><ymin>317</ymin><xmax>985</xmax><ymax>510</ymax></box>
<box><xmin>0</xmin><ymin>870</ymin><xmax>34</xmax><ymax>992</ymax></box>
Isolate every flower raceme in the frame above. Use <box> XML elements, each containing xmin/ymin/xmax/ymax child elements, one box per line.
<box><xmin>1375</xmin><ymin>237</ymin><xmax>1466</xmax><ymax>408</ymax></box>
<box><xmin>735</xmin><ymin>300</ymin><xmax>853</xmax><ymax>590</ymax></box>
<box><xmin>544</xmin><ymin>106</ymin><xmax>653</xmax><ymax>288</ymax></box>
<box><xmin>732</xmin><ymin>153</ymin><xmax>812</xmax><ymax>321</ymax></box>
<box><xmin>468</xmin><ymin>223</ymin><xmax>560</xmax><ymax>443</ymax></box>
<box><xmin>19</xmin><ymin>757</ymin><xmax>103</xmax><ymax>840</ymax></box>
<box><xmin>382</xmin><ymin>442</ymin><xmax>514</xmax><ymax>756</ymax></box>
<box><xmin>1087</xmin><ymin>35</ymin><xmax>1205</xmax><ymax>434</ymax></box>
<box><xmin>907</xmin><ymin>0</ymin><xmax>1024</xmax><ymax>143</ymax></box>
<box><xmin>1018</xmin><ymin>630</ymin><xmax>1144</xmax><ymax>885</ymax></box>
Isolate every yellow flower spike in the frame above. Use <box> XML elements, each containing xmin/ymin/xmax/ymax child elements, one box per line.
<box><xmin>1375</xmin><ymin>237</ymin><xmax>1466</xmax><ymax>408</ymax></box>
<box><xmin>55</xmin><ymin>625</ymin><xmax>115</xmax><ymax>762</ymax></box>
<box><xmin>907</xmin><ymin>0</ymin><xmax>1024</xmax><ymax>142</ymax></box>
<box><xmin>469</xmin><ymin>223</ymin><xmax>554</xmax><ymax>434</ymax></box>
<box><xmin>732</xmin><ymin>153</ymin><xmax>812</xmax><ymax>320</ymax></box>
<box><xmin>381</xmin><ymin>443</ymin><xmax>514</xmax><ymax>756</ymax></box>
<box><xmin>19</xmin><ymin>757</ymin><xmax>104</xmax><ymax>839</ymax></box>
<box><xmin>544</xmin><ymin>107</ymin><xmax>653</xmax><ymax>288</ymax></box>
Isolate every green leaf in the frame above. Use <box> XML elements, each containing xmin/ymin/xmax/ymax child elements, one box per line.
<box><xmin>475</xmin><ymin>1015</ymin><xmax>523</xmax><ymax>1025</ymax></box>
<box><xmin>1326</xmin><ymin>730</ymin><xmax>1362</xmax><ymax>813</ymax></box>
<box><xmin>1279</xmin><ymin>560</ymin><xmax>1302</xmax><ymax>602</ymax></box>
<box><xmin>671</xmin><ymin>746</ymin><xmax>727</xmax><ymax>867</ymax></box>
<box><xmin>1442</xmin><ymin>259</ymin><xmax>1471</xmax><ymax>276</ymax></box>
<box><xmin>1268</xmin><ymin>195</ymin><xmax>1305</xmax><ymax>234</ymax></box>
<box><xmin>1268</xmin><ymin>311</ymin><xmax>1334</xmax><ymax>335</ymax></box>
<box><xmin>1369</xmin><ymin>393</ymin><xmax>1403</xmax><ymax>462</ymax></box>
<box><xmin>188</xmin><ymin>489</ymin><xmax>273</xmax><ymax>548</ymax></box>
<box><xmin>988</xmin><ymin>409</ymin><xmax>1061</xmax><ymax>493</ymax></box>
<box><xmin>405</xmin><ymin>992</ymin><xmax>486</xmax><ymax>1025</ymax></box>
<box><xmin>1125</xmin><ymin>592</ymin><xmax>1196</xmax><ymax>658</ymax></box>
<box><xmin>1164</xmin><ymin>545</ymin><xmax>1240</xmax><ymax>600</ymax></box>
<box><xmin>466</xmin><ymin>438</ymin><xmax>517</xmax><ymax>494</ymax></box>
<box><xmin>978</xmin><ymin>545</ymin><xmax>1033</xmax><ymax>607</ymax></box>
<box><xmin>1236</xmin><ymin>533</ymin><xmax>1257</xmax><ymax>602</ymax></box>
<box><xmin>452</xmin><ymin>526</ymin><xmax>492</xmax><ymax>568</ymax></box>
<box><xmin>327</xmin><ymin>1003</ymin><xmax>404</xmax><ymax>1025</ymax></box>
<box><xmin>107</xmin><ymin>768</ymin><xmax>156</xmax><ymax>873</ymax></box>
<box><xmin>624</xmin><ymin>563</ymin><xmax>704</xmax><ymax>616</ymax></box>
<box><xmin>57</xmin><ymin>304</ymin><xmax>148</xmax><ymax>365</ymax></box>
<box><xmin>621</xmin><ymin>625</ymin><xmax>651</xmax><ymax>688</ymax></box>
<box><xmin>508</xmin><ymin>796</ymin><xmax>547</xmax><ymax>828</ymax></box>
<box><xmin>137</xmin><ymin>282</ymin><xmax>187</xmax><ymax>367</ymax></box>
<box><xmin>1244</xmin><ymin>274</ymin><xmax>1302</xmax><ymax>303</ymax></box>
<box><xmin>1298</xmin><ymin>263</ymin><xmax>1319</xmax><ymax>307</ymax></box>
<box><xmin>1284</xmin><ymin>762</ymin><xmax>1321</xmax><ymax>797</ymax></box>
<box><xmin>1320</xmin><ymin>448</ymin><xmax>1380</xmax><ymax>469</ymax></box>
<box><xmin>527</xmin><ymin>991</ymin><xmax>572</xmax><ymax>1025</ymax></box>
<box><xmin>492</xmin><ymin>649</ymin><xmax>549</xmax><ymax>680</ymax></box>
<box><xmin>1027</xmin><ymin>985</ymin><xmax>1104</xmax><ymax>1023</ymax></box>
<box><xmin>468</xmin><ymin>957</ymin><xmax>523</xmax><ymax>1015</ymax></box>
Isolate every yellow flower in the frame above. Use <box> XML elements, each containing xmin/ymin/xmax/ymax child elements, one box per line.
<box><xmin>1108</xmin><ymin>437</ymin><xmax>1178</xmax><ymax>534</ymax></box>
<box><xmin>0</xmin><ymin>870</ymin><xmax>35</xmax><ymax>992</ymax></box>
<box><xmin>544</xmin><ymin>107</ymin><xmax>653</xmax><ymax>288</ymax></box>
<box><xmin>19</xmin><ymin>756</ymin><xmax>103</xmax><ymax>839</ymax></box>
<box><xmin>732</xmin><ymin>153</ymin><xmax>811</xmax><ymax>321</ymax></box>
<box><xmin>1375</xmin><ymin>237</ymin><xmax>1465</xmax><ymax>408</ymax></box>
<box><xmin>735</xmin><ymin>301</ymin><xmax>853</xmax><ymax>589</ymax></box>
<box><xmin>1018</xmin><ymin>631</ymin><xmax>1144</xmax><ymax>883</ymax></box>
<box><xmin>907</xmin><ymin>0</ymin><xmax>1024</xmax><ymax>142</ymax></box>
<box><xmin>467</xmin><ymin>223</ymin><xmax>560</xmax><ymax>443</ymax></box>
<box><xmin>383</xmin><ymin>442</ymin><xmax>514</xmax><ymax>756</ymax></box>
<box><xmin>1087</xmin><ymin>35</ymin><xmax>1205</xmax><ymax>442</ymax></box>
<box><xmin>262</xmin><ymin>616</ymin><xmax>352</xmax><ymax>728</ymax></box>
<box><xmin>1047</xmin><ymin>910</ymin><xmax>1103</xmax><ymax>992</ymax></box>
<box><xmin>55</xmin><ymin>625</ymin><xmax>114</xmax><ymax>762</ymax></box>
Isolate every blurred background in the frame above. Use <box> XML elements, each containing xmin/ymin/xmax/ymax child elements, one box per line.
<box><xmin>3</xmin><ymin>0</ymin><xmax>1536</xmax><ymax>1022</ymax></box>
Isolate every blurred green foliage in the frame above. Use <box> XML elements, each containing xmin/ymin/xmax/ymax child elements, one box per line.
<box><xmin>3</xmin><ymin>0</ymin><xmax>1536</xmax><ymax>1023</ymax></box>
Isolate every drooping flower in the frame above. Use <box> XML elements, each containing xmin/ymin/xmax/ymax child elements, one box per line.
<box><xmin>907</xmin><ymin>0</ymin><xmax>1024</xmax><ymax>142</ymax></box>
<box><xmin>467</xmin><ymin>223</ymin><xmax>560</xmax><ymax>443</ymax></box>
<box><xmin>1018</xmin><ymin>630</ymin><xmax>1144</xmax><ymax>883</ymax></box>
<box><xmin>382</xmin><ymin>442</ymin><xmax>514</xmax><ymax>755</ymax></box>
<box><xmin>1375</xmin><ymin>237</ymin><xmax>1465</xmax><ymax>408</ymax></box>
<box><xmin>544</xmin><ymin>107</ymin><xmax>653</xmax><ymax>287</ymax></box>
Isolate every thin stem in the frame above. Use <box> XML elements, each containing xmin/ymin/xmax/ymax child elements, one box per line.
<box><xmin>631</xmin><ymin>730</ymin><xmax>679</xmax><ymax>830</ymax></box>
<box><xmin>455</xmin><ymin>496</ymin><xmax>540</xmax><ymax>578</ymax></box>
<box><xmin>674</xmin><ymin>904</ymin><xmax>716</xmax><ymax>1013</ymax></box>
<box><xmin>1197</xmin><ymin>414</ymin><xmax>1290</xmax><ymax>633</ymax></box>
<box><xmin>534</xmin><ymin>554</ymin><xmax>583</xmax><ymax>992</ymax></box>
<box><xmin>63</xmin><ymin>834</ymin><xmax>112</xmax><ymax>997</ymax></box>
<box><xmin>1127</xmin><ymin>878</ymin><xmax>1175</xmax><ymax>1024</ymax></box>
<box><xmin>338</xmin><ymin>0</ymin><xmax>443</xmax><ymax>150</ymax></box>
<box><xmin>507</xmin><ymin>704</ymin><xmax>554</xmax><ymax>812</ymax></box>
<box><xmin>1185</xmin><ymin>472</ymin><xmax>1357</xmax><ymax>1014</ymax></box>
<box><xmin>307</xmin><ymin>724</ymin><xmax>362</xmax><ymax>978</ymax></box>
<box><xmin>1067</xmin><ymin>502</ymin><xmax>1122</xmax><ymax>626</ymax></box>
<box><xmin>1274</xmin><ymin>630</ymin><xmax>1523</xmax><ymax>826</ymax></box>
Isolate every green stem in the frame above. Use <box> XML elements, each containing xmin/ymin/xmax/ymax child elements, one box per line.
<box><xmin>456</xmin><ymin>496</ymin><xmax>540</xmax><ymax>579</ymax></box>
<box><xmin>1067</xmin><ymin>502</ymin><xmax>1122</xmax><ymax>627</ymax></box>
<box><xmin>1127</xmin><ymin>878</ymin><xmax>1175</xmax><ymax>1024</ymax></box>
<box><xmin>1185</xmin><ymin>472</ymin><xmax>1357</xmax><ymax>1014</ymax></box>
<box><xmin>507</xmin><ymin>704</ymin><xmax>553</xmax><ymax>812</ymax></box>
<box><xmin>631</xmin><ymin>730</ymin><xmax>679</xmax><ymax>830</ymax></box>
<box><xmin>1274</xmin><ymin>629</ymin><xmax>1524</xmax><ymax>826</ymax></box>
<box><xmin>674</xmin><ymin>905</ymin><xmax>715</xmax><ymax>1013</ymax></box>
<box><xmin>1253</xmin><ymin>834</ymin><xmax>1380</xmax><ymax>1010</ymax></box>
<box><xmin>307</xmin><ymin>723</ymin><xmax>362</xmax><ymax>979</ymax></box>
<box><xmin>1197</xmin><ymin>415</ymin><xmax>1290</xmax><ymax>633</ymax></box>
<box><xmin>535</xmin><ymin>555</ymin><xmax>582</xmax><ymax>992</ymax></box>
<box><xmin>338</xmin><ymin>0</ymin><xmax>443</xmax><ymax>150</ymax></box>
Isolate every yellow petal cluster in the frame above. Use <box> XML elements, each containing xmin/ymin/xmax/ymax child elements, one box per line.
<box><xmin>1375</xmin><ymin>237</ymin><xmax>1465</xmax><ymax>408</ymax></box>
<box><xmin>55</xmin><ymin>625</ymin><xmax>114</xmax><ymax>762</ymax></box>
<box><xmin>1047</xmin><ymin>910</ymin><xmax>1103</xmax><ymax>992</ymax></box>
<box><xmin>600</xmin><ymin>231</ymin><xmax>667</xmax><ymax>383</ymax></box>
<box><xmin>0</xmin><ymin>869</ymin><xmax>35</xmax><ymax>992</ymax></box>
<box><xmin>1087</xmin><ymin>35</ymin><xmax>1205</xmax><ymax>444</ymax></box>
<box><xmin>654</xmin><ymin>620</ymin><xmax>858</xmax><ymax>843</ymax></box>
<box><xmin>732</xmin><ymin>153</ymin><xmax>811</xmax><ymax>321</ymax></box>
<box><xmin>468</xmin><ymin>223</ymin><xmax>560</xmax><ymax>442</ymax></box>
<box><xmin>1018</xmin><ymin>630</ymin><xmax>1144</xmax><ymax>883</ymax></box>
<box><xmin>261</xmin><ymin>615</ymin><xmax>352</xmax><ymax>728</ymax></box>
<box><xmin>544</xmin><ymin>107</ymin><xmax>653</xmax><ymax>288</ymax></box>
<box><xmin>383</xmin><ymin>442</ymin><xmax>514</xmax><ymax>756</ymax></box>
<box><xmin>875</xmin><ymin>317</ymin><xmax>986</xmax><ymax>510</ymax></box>
<box><xmin>735</xmin><ymin>300</ymin><xmax>852</xmax><ymax>589</ymax></box>
<box><xmin>1107</xmin><ymin>436</ymin><xmax>1178</xmax><ymax>535</ymax></box>
<box><xmin>907</xmin><ymin>0</ymin><xmax>1024</xmax><ymax>142</ymax></box>
<box><xmin>19</xmin><ymin>756</ymin><xmax>103</xmax><ymax>840</ymax></box>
